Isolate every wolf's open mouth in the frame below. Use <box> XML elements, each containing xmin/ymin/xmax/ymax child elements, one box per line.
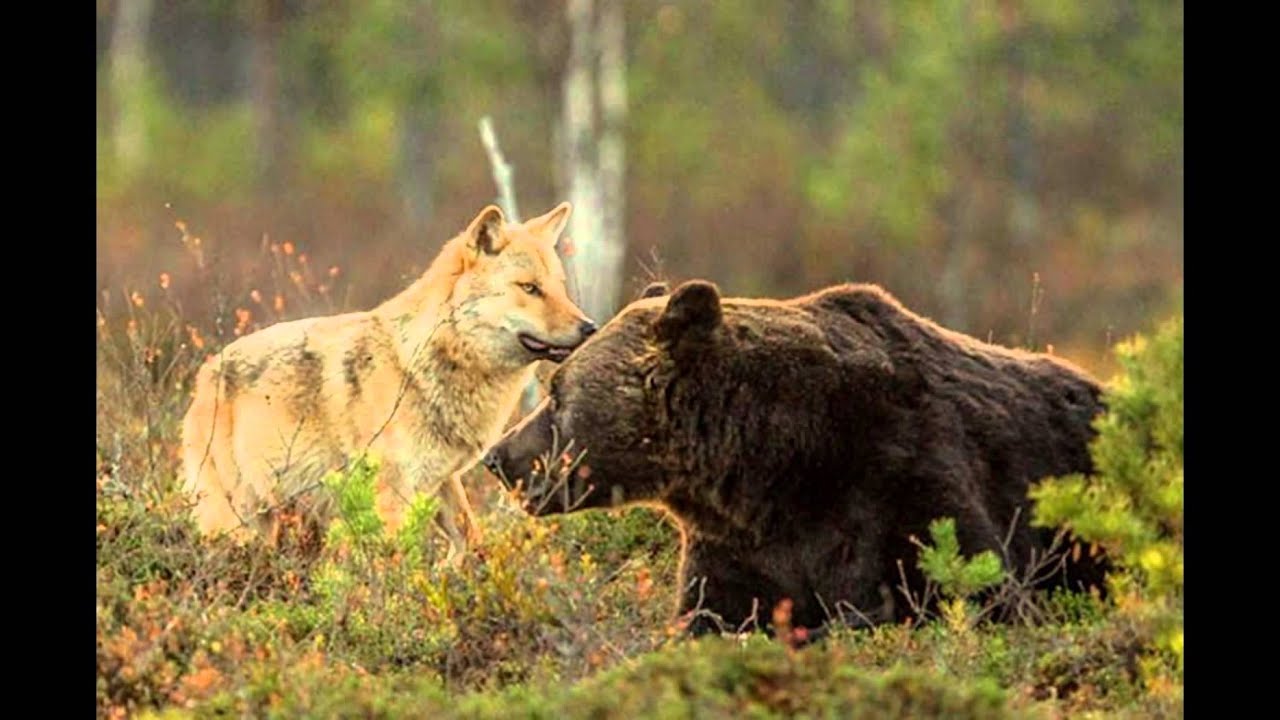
<box><xmin>518</xmin><ymin>333</ymin><xmax>575</xmax><ymax>362</ymax></box>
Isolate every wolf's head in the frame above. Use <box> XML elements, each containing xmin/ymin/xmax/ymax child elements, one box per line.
<box><xmin>448</xmin><ymin>203</ymin><xmax>596</xmax><ymax>367</ymax></box>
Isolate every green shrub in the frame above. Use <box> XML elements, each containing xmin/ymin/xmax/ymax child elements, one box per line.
<box><xmin>913</xmin><ymin>517</ymin><xmax>1007</xmax><ymax>631</ymax></box>
<box><xmin>917</xmin><ymin>517</ymin><xmax>1007</xmax><ymax>600</ymax></box>
<box><xmin>1031</xmin><ymin>316</ymin><xmax>1183</xmax><ymax>597</ymax></box>
<box><xmin>1030</xmin><ymin>314</ymin><xmax>1183</xmax><ymax>689</ymax></box>
<box><xmin>322</xmin><ymin>453</ymin><xmax>387</xmax><ymax>544</ymax></box>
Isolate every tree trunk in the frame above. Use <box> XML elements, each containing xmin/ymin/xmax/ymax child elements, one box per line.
<box><xmin>853</xmin><ymin>0</ymin><xmax>888</xmax><ymax>64</ymax></box>
<box><xmin>397</xmin><ymin>1</ymin><xmax>442</xmax><ymax>238</ymax></box>
<box><xmin>108</xmin><ymin>0</ymin><xmax>155</xmax><ymax>177</ymax></box>
<box><xmin>398</xmin><ymin>102</ymin><xmax>436</xmax><ymax>236</ymax></box>
<box><xmin>249</xmin><ymin>0</ymin><xmax>286</xmax><ymax>196</ymax></box>
<box><xmin>558</xmin><ymin>0</ymin><xmax>628</xmax><ymax>324</ymax></box>
<box><xmin>1001</xmin><ymin>0</ymin><xmax>1038</xmax><ymax>247</ymax></box>
<box><xmin>940</xmin><ymin>0</ymin><xmax>974</xmax><ymax>333</ymax></box>
<box><xmin>595</xmin><ymin>0</ymin><xmax>627</xmax><ymax>318</ymax></box>
<box><xmin>560</xmin><ymin>0</ymin><xmax>602</xmax><ymax>320</ymax></box>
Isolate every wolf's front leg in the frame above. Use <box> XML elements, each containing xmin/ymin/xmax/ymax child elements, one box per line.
<box><xmin>436</xmin><ymin>471</ymin><xmax>483</xmax><ymax>566</ymax></box>
<box><xmin>373</xmin><ymin>462</ymin><xmax>413</xmax><ymax>536</ymax></box>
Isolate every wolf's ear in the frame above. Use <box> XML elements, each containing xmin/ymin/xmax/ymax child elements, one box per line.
<box><xmin>526</xmin><ymin>201</ymin><xmax>572</xmax><ymax>246</ymax></box>
<box><xmin>467</xmin><ymin>205</ymin><xmax>507</xmax><ymax>255</ymax></box>
<box><xmin>655</xmin><ymin>280</ymin><xmax>722</xmax><ymax>348</ymax></box>
<box><xmin>639</xmin><ymin>281</ymin><xmax>669</xmax><ymax>299</ymax></box>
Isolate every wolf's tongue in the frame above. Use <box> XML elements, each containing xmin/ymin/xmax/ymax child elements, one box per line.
<box><xmin>520</xmin><ymin>334</ymin><xmax>549</xmax><ymax>352</ymax></box>
<box><xmin>547</xmin><ymin>347</ymin><xmax>571</xmax><ymax>361</ymax></box>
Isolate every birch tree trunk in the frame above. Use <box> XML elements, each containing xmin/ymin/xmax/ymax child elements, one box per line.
<box><xmin>594</xmin><ymin>0</ymin><xmax>628</xmax><ymax>320</ymax></box>
<box><xmin>486</xmin><ymin>0</ymin><xmax>630</xmax><ymax>414</ymax></box>
<box><xmin>561</xmin><ymin>0</ymin><xmax>602</xmax><ymax>319</ymax></box>
<box><xmin>108</xmin><ymin>0</ymin><xmax>155</xmax><ymax>177</ymax></box>
<box><xmin>560</xmin><ymin>0</ymin><xmax>628</xmax><ymax>325</ymax></box>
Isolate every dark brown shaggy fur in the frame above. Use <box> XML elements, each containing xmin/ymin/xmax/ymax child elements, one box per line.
<box><xmin>487</xmin><ymin>280</ymin><xmax>1109</xmax><ymax>635</ymax></box>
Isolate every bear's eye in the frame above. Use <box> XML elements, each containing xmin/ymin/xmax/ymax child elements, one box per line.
<box><xmin>517</xmin><ymin>281</ymin><xmax>543</xmax><ymax>298</ymax></box>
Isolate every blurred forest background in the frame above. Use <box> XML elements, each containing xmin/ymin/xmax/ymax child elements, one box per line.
<box><xmin>96</xmin><ymin>0</ymin><xmax>1182</xmax><ymax>375</ymax></box>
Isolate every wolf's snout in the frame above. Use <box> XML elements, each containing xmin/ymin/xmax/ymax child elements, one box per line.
<box><xmin>579</xmin><ymin>319</ymin><xmax>598</xmax><ymax>339</ymax></box>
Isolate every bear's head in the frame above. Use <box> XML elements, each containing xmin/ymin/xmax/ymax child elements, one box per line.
<box><xmin>483</xmin><ymin>279</ymin><xmax>894</xmax><ymax>519</ymax></box>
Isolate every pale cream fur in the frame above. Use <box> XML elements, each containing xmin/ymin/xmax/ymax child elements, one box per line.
<box><xmin>180</xmin><ymin>203</ymin><xmax>593</xmax><ymax>562</ymax></box>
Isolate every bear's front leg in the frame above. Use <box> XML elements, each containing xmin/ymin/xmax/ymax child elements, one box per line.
<box><xmin>676</xmin><ymin>541</ymin><xmax>782</xmax><ymax>636</ymax></box>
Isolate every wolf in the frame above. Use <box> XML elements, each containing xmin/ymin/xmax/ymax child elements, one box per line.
<box><xmin>180</xmin><ymin>202</ymin><xmax>596</xmax><ymax>561</ymax></box>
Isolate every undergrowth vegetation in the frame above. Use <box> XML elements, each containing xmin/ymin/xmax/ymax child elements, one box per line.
<box><xmin>97</xmin><ymin>227</ymin><xmax>1183</xmax><ymax>718</ymax></box>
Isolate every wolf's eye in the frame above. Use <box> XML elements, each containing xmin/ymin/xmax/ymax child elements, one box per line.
<box><xmin>517</xmin><ymin>282</ymin><xmax>543</xmax><ymax>298</ymax></box>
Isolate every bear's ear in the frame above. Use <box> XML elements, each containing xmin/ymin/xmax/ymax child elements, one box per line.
<box><xmin>655</xmin><ymin>280</ymin><xmax>722</xmax><ymax>346</ymax></box>
<box><xmin>467</xmin><ymin>205</ymin><xmax>507</xmax><ymax>255</ymax></box>
<box><xmin>639</xmin><ymin>281</ymin><xmax>669</xmax><ymax>299</ymax></box>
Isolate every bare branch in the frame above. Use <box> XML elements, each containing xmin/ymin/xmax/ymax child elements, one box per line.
<box><xmin>477</xmin><ymin>116</ymin><xmax>522</xmax><ymax>223</ymax></box>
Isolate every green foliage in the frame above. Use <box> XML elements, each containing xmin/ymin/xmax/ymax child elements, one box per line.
<box><xmin>808</xmin><ymin>0</ymin><xmax>970</xmax><ymax>244</ymax></box>
<box><xmin>296</xmin><ymin>453</ymin><xmax>680</xmax><ymax>679</ymax></box>
<box><xmin>1030</xmin><ymin>314</ymin><xmax>1183</xmax><ymax>685</ymax></box>
<box><xmin>1041</xmin><ymin>587</ymin><xmax>1109</xmax><ymax>626</ymax></box>
<box><xmin>96</xmin><ymin>69</ymin><xmax>257</xmax><ymax>204</ymax></box>
<box><xmin>396</xmin><ymin>489</ymin><xmax>442</xmax><ymax>567</ymax></box>
<box><xmin>917</xmin><ymin>517</ymin><xmax>1008</xmax><ymax>600</ymax></box>
<box><xmin>1030</xmin><ymin>315</ymin><xmax>1183</xmax><ymax>597</ymax></box>
<box><xmin>322</xmin><ymin>453</ymin><xmax>385</xmax><ymax>546</ymax></box>
<box><xmin>298</xmin><ymin>99</ymin><xmax>400</xmax><ymax>200</ymax></box>
<box><xmin>556</xmin><ymin>506</ymin><xmax>679</xmax><ymax>567</ymax></box>
<box><xmin>99</xmin><ymin>0</ymin><xmax>1183</xmax><ymax>361</ymax></box>
<box><xmin>915</xmin><ymin>517</ymin><xmax>1007</xmax><ymax>633</ymax></box>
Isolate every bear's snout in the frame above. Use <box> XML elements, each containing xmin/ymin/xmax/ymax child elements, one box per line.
<box><xmin>485</xmin><ymin>396</ymin><xmax>558</xmax><ymax>494</ymax></box>
<box><xmin>481</xmin><ymin>447</ymin><xmax>504</xmax><ymax>477</ymax></box>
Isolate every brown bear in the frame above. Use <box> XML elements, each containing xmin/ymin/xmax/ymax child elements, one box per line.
<box><xmin>484</xmin><ymin>279</ymin><xmax>1109</xmax><ymax>636</ymax></box>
